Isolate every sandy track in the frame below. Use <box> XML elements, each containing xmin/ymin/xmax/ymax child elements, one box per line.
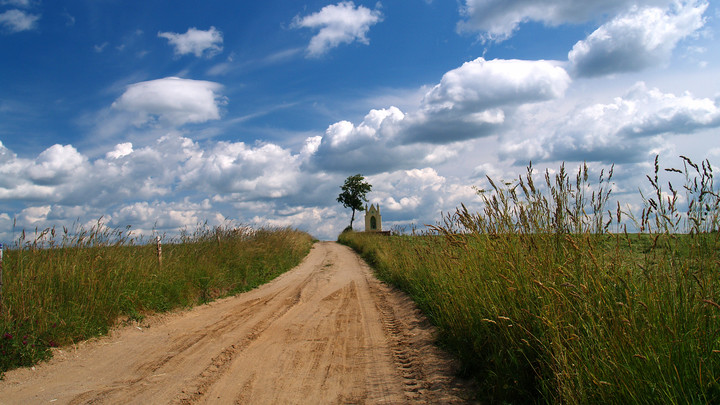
<box><xmin>0</xmin><ymin>242</ymin><xmax>470</xmax><ymax>404</ymax></box>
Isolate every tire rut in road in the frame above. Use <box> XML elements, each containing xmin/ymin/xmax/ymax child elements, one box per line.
<box><xmin>68</xmin><ymin>269</ymin><xmax>317</xmax><ymax>405</ymax></box>
<box><xmin>172</xmin><ymin>269</ymin><xmax>315</xmax><ymax>404</ymax></box>
<box><xmin>364</xmin><ymin>261</ymin><xmax>471</xmax><ymax>404</ymax></box>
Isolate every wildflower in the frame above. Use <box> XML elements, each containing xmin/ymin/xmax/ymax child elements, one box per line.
<box><xmin>48</xmin><ymin>340</ymin><xmax>58</xmax><ymax>348</ymax></box>
<box><xmin>3</xmin><ymin>332</ymin><xmax>12</xmax><ymax>340</ymax></box>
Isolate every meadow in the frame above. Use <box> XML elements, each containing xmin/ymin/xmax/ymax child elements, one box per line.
<box><xmin>0</xmin><ymin>223</ymin><xmax>314</xmax><ymax>375</ymax></box>
<box><xmin>340</xmin><ymin>157</ymin><xmax>720</xmax><ymax>403</ymax></box>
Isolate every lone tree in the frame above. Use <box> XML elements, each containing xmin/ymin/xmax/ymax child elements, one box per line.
<box><xmin>337</xmin><ymin>174</ymin><xmax>372</xmax><ymax>229</ymax></box>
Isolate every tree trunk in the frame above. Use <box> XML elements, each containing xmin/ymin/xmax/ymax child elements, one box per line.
<box><xmin>350</xmin><ymin>209</ymin><xmax>356</xmax><ymax>228</ymax></box>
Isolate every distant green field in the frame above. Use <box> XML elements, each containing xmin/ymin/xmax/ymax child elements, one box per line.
<box><xmin>0</xmin><ymin>224</ymin><xmax>314</xmax><ymax>375</ymax></box>
<box><xmin>340</xmin><ymin>158</ymin><xmax>720</xmax><ymax>403</ymax></box>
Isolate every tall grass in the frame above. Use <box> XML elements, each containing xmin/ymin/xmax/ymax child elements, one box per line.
<box><xmin>0</xmin><ymin>222</ymin><xmax>313</xmax><ymax>374</ymax></box>
<box><xmin>340</xmin><ymin>156</ymin><xmax>720</xmax><ymax>403</ymax></box>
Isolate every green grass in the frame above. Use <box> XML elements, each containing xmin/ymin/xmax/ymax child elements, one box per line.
<box><xmin>340</xmin><ymin>156</ymin><xmax>720</xmax><ymax>403</ymax></box>
<box><xmin>0</xmin><ymin>223</ymin><xmax>314</xmax><ymax>375</ymax></box>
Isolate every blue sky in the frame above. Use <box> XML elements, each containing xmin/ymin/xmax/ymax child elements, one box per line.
<box><xmin>1</xmin><ymin>0</ymin><xmax>719</xmax><ymax>240</ymax></box>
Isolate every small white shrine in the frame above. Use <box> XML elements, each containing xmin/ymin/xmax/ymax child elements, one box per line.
<box><xmin>364</xmin><ymin>204</ymin><xmax>382</xmax><ymax>232</ymax></box>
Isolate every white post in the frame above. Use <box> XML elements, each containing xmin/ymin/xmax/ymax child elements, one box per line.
<box><xmin>156</xmin><ymin>236</ymin><xmax>162</xmax><ymax>267</ymax></box>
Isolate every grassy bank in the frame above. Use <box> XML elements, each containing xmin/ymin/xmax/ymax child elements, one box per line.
<box><xmin>340</xmin><ymin>157</ymin><xmax>720</xmax><ymax>403</ymax></box>
<box><xmin>0</xmin><ymin>224</ymin><xmax>314</xmax><ymax>374</ymax></box>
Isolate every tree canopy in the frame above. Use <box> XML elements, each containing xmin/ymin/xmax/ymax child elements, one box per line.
<box><xmin>337</xmin><ymin>174</ymin><xmax>372</xmax><ymax>229</ymax></box>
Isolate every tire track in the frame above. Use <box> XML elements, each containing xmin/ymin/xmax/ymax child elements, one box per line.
<box><xmin>365</xmin><ymin>267</ymin><xmax>472</xmax><ymax>404</ymax></box>
<box><xmin>373</xmin><ymin>287</ymin><xmax>428</xmax><ymax>401</ymax></box>
<box><xmin>171</xmin><ymin>266</ymin><xmax>315</xmax><ymax>404</ymax></box>
<box><xmin>67</xmin><ymin>258</ymin><xmax>319</xmax><ymax>405</ymax></box>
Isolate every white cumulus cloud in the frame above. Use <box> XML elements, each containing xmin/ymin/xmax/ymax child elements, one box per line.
<box><xmin>569</xmin><ymin>1</ymin><xmax>708</xmax><ymax>77</ymax></box>
<box><xmin>0</xmin><ymin>133</ymin><xmax>326</xmax><ymax>237</ymax></box>
<box><xmin>367</xmin><ymin>168</ymin><xmax>480</xmax><ymax>226</ymax></box>
<box><xmin>307</xmin><ymin>57</ymin><xmax>572</xmax><ymax>173</ymax></box>
<box><xmin>112</xmin><ymin>77</ymin><xmax>226</xmax><ymax>127</ymax></box>
<box><xmin>502</xmin><ymin>82</ymin><xmax>720</xmax><ymax>163</ymax></box>
<box><xmin>292</xmin><ymin>1</ymin><xmax>383</xmax><ymax>57</ymax></box>
<box><xmin>406</xmin><ymin>57</ymin><xmax>571</xmax><ymax>143</ymax></box>
<box><xmin>0</xmin><ymin>144</ymin><xmax>90</xmax><ymax>202</ymax></box>
<box><xmin>179</xmin><ymin>141</ymin><xmax>303</xmax><ymax>199</ymax></box>
<box><xmin>106</xmin><ymin>142</ymin><xmax>134</xmax><ymax>159</ymax></box>
<box><xmin>17</xmin><ymin>205</ymin><xmax>51</xmax><ymax>224</ymax></box>
<box><xmin>458</xmin><ymin>0</ymin><xmax>673</xmax><ymax>41</ymax></box>
<box><xmin>158</xmin><ymin>26</ymin><xmax>223</xmax><ymax>58</ymax></box>
<box><xmin>26</xmin><ymin>144</ymin><xmax>87</xmax><ymax>185</ymax></box>
<box><xmin>308</xmin><ymin>106</ymin><xmax>438</xmax><ymax>174</ymax></box>
<box><xmin>422</xmin><ymin>57</ymin><xmax>571</xmax><ymax>113</ymax></box>
<box><xmin>0</xmin><ymin>9</ymin><xmax>39</xmax><ymax>33</ymax></box>
<box><xmin>110</xmin><ymin>201</ymin><xmax>205</xmax><ymax>231</ymax></box>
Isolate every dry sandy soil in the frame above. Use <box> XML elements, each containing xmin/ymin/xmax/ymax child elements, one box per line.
<box><xmin>0</xmin><ymin>242</ymin><xmax>472</xmax><ymax>404</ymax></box>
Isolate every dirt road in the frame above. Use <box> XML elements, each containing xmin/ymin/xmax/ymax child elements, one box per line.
<box><xmin>0</xmin><ymin>242</ymin><xmax>470</xmax><ymax>404</ymax></box>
